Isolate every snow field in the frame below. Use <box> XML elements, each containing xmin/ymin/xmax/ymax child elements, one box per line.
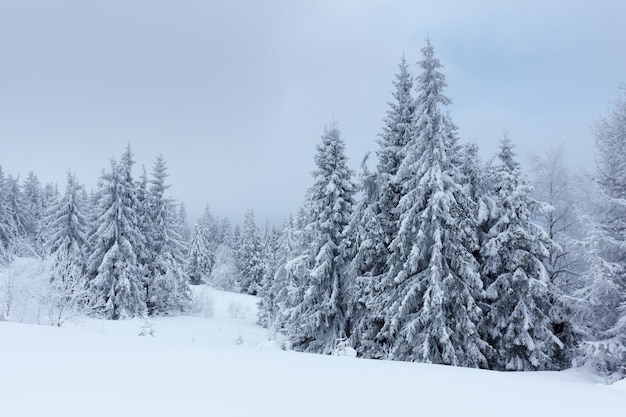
<box><xmin>1</xmin><ymin>286</ymin><xmax>625</xmax><ymax>417</ymax></box>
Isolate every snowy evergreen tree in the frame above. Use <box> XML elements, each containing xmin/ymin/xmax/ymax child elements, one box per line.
<box><xmin>86</xmin><ymin>146</ymin><xmax>147</xmax><ymax>319</ymax></box>
<box><xmin>376</xmin><ymin>54</ymin><xmax>415</xmax><ymax>253</ymax></box>
<box><xmin>176</xmin><ymin>202</ymin><xmax>192</xmax><ymax>243</ymax></box>
<box><xmin>216</xmin><ymin>217</ymin><xmax>232</xmax><ymax>247</ymax></box>
<box><xmin>45</xmin><ymin>172</ymin><xmax>90</xmax><ymax>285</ymax></box>
<box><xmin>379</xmin><ymin>39</ymin><xmax>488</xmax><ymax>367</ymax></box>
<box><xmin>268</xmin><ymin>214</ymin><xmax>309</xmax><ymax>334</ymax></box>
<box><xmin>5</xmin><ymin>175</ymin><xmax>36</xmax><ymax>256</ymax></box>
<box><xmin>257</xmin><ymin>221</ymin><xmax>281</xmax><ymax>327</ymax></box>
<box><xmin>186</xmin><ymin>206</ymin><xmax>216</xmax><ymax>285</ymax></box>
<box><xmin>529</xmin><ymin>145</ymin><xmax>581</xmax><ymax>368</ymax></box>
<box><xmin>0</xmin><ymin>166</ymin><xmax>15</xmax><ymax>264</ymax></box>
<box><xmin>575</xmin><ymin>88</ymin><xmax>626</xmax><ymax>379</ymax></box>
<box><xmin>209</xmin><ymin>244</ymin><xmax>239</xmax><ymax>291</ymax></box>
<box><xmin>238</xmin><ymin>209</ymin><xmax>264</xmax><ymax>295</ymax></box>
<box><xmin>344</xmin><ymin>156</ymin><xmax>389</xmax><ymax>358</ymax></box>
<box><xmin>23</xmin><ymin>172</ymin><xmax>46</xmax><ymax>255</ymax></box>
<box><xmin>287</xmin><ymin>122</ymin><xmax>355</xmax><ymax>354</ymax></box>
<box><xmin>144</xmin><ymin>155</ymin><xmax>191</xmax><ymax>315</ymax></box>
<box><xmin>345</xmin><ymin>57</ymin><xmax>416</xmax><ymax>358</ymax></box>
<box><xmin>480</xmin><ymin>135</ymin><xmax>561</xmax><ymax>371</ymax></box>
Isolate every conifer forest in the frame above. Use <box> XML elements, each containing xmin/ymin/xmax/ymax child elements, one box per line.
<box><xmin>2</xmin><ymin>39</ymin><xmax>626</xmax><ymax>385</ymax></box>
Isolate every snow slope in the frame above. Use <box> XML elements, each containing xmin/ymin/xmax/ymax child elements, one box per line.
<box><xmin>1</xmin><ymin>287</ymin><xmax>624</xmax><ymax>417</ymax></box>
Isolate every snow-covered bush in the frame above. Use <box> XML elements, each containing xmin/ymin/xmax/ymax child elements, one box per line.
<box><xmin>0</xmin><ymin>257</ymin><xmax>45</xmax><ymax>323</ymax></box>
<box><xmin>189</xmin><ymin>287</ymin><xmax>215</xmax><ymax>318</ymax></box>
<box><xmin>208</xmin><ymin>244</ymin><xmax>239</xmax><ymax>291</ymax></box>
<box><xmin>228</xmin><ymin>301</ymin><xmax>248</xmax><ymax>319</ymax></box>
<box><xmin>0</xmin><ymin>257</ymin><xmax>96</xmax><ymax>326</ymax></box>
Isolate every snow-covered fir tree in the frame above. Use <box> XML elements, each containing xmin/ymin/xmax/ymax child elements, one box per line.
<box><xmin>267</xmin><ymin>213</ymin><xmax>309</xmax><ymax>333</ymax></box>
<box><xmin>23</xmin><ymin>172</ymin><xmax>47</xmax><ymax>255</ymax></box>
<box><xmin>207</xmin><ymin>216</ymin><xmax>238</xmax><ymax>291</ymax></box>
<box><xmin>480</xmin><ymin>135</ymin><xmax>560</xmax><ymax>371</ymax></box>
<box><xmin>238</xmin><ymin>209</ymin><xmax>264</xmax><ymax>295</ymax></box>
<box><xmin>186</xmin><ymin>206</ymin><xmax>216</xmax><ymax>285</ymax></box>
<box><xmin>257</xmin><ymin>221</ymin><xmax>281</xmax><ymax>327</ymax></box>
<box><xmin>287</xmin><ymin>122</ymin><xmax>355</xmax><ymax>354</ymax></box>
<box><xmin>379</xmin><ymin>39</ymin><xmax>488</xmax><ymax>367</ymax></box>
<box><xmin>5</xmin><ymin>175</ymin><xmax>36</xmax><ymax>256</ymax></box>
<box><xmin>0</xmin><ymin>166</ymin><xmax>15</xmax><ymax>264</ymax></box>
<box><xmin>346</xmin><ymin>57</ymin><xmax>416</xmax><ymax>358</ymax></box>
<box><xmin>44</xmin><ymin>172</ymin><xmax>91</xmax><ymax>318</ymax></box>
<box><xmin>575</xmin><ymin>88</ymin><xmax>626</xmax><ymax>379</ymax></box>
<box><xmin>45</xmin><ymin>172</ymin><xmax>90</xmax><ymax>285</ymax></box>
<box><xmin>529</xmin><ymin>146</ymin><xmax>581</xmax><ymax>368</ymax></box>
<box><xmin>376</xmin><ymin>54</ymin><xmax>415</xmax><ymax>254</ymax></box>
<box><xmin>86</xmin><ymin>146</ymin><xmax>147</xmax><ymax>319</ymax></box>
<box><xmin>209</xmin><ymin>244</ymin><xmax>239</xmax><ymax>291</ymax></box>
<box><xmin>144</xmin><ymin>154</ymin><xmax>191</xmax><ymax>315</ymax></box>
<box><xmin>176</xmin><ymin>202</ymin><xmax>192</xmax><ymax>243</ymax></box>
<box><xmin>344</xmin><ymin>156</ymin><xmax>389</xmax><ymax>358</ymax></box>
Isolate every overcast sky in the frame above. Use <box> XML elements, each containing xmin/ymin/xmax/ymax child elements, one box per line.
<box><xmin>1</xmin><ymin>1</ymin><xmax>625</xmax><ymax>227</ymax></box>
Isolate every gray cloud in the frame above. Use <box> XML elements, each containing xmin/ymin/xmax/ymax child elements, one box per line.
<box><xmin>1</xmin><ymin>1</ymin><xmax>624</xmax><ymax>225</ymax></box>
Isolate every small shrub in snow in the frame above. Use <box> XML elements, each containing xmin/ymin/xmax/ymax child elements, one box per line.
<box><xmin>138</xmin><ymin>319</ymin><xmax>156</xmax><ymax>337</ymax></box>
<box><xmin>333</xmin><ymin>339</ymin><xmax>357</xmax><ymax>358</ymax></box>
<box><xmin>235</xmin><ymin>331</ymin><xmax>244</xmax><ymax>346</ymax></box>
<box><xmin>189</xmin><ymin>289</ymin><xmax>215</xmax><ymax>318</ymax></box>
<box><xmin>0</xmin><ymin>257</ymin><xmax>45</xmax><ymax>323</ymax></box>
<box><xmin>228</xmin><ymin>301</ymin><xmax>248</xmax><ymax>319</ymax></box>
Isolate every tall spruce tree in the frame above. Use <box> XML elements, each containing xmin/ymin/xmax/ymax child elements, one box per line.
<box><xmin>87</xmin><ymin>146</ymin><xmax>147</xmax><ymax>319</ymax></box>
<box><xmin>6</xmin><ymin>175</ymin><xmax>36</xmax><ymax>256</ymax></box>
<box><xmin>480</xmin><ymin>135</ymin><xmax>560</xmax><ymax>371</ymax></box>
<box><xmin>186</xmin><ymin>207</ymin><xmax>216</xmax><ymax>285</ymax></box>
<box><xmin>238</xmin><ymin>209</ymin><xmax>264</xmax><ymax>295</ymax></box>
<box><xmin>257</xmin><ymin>221</ymin><xmax>281</xmax><ymax>327</ymax></box>
<box><xmin>344</xmin><ymin>156</ymin><xmax>388</xmax><ymax>358</ymax></box>
<box><xmin>0</xmin><ymin>166</ymin><xmax>14</xmax><ymax>264</ymax></box>
<box><xmin>287</xmin><ymin>122</ymin><xmax>355</xmax><ymax>354</ymax></box>
<box><xmin>145</xmin><ymin>155</ymin><xmax>191</xmax><ymax>315</ymax></box>
<box><xmin>346</xmin><ymin>57</ymin><xmax>416</xmax><ymax>358</ymax></box>
<box><xmin>45</xmin><ymin>172</ymin><xmax>90</xmax><ymax>284</ymax></box>
<box><xmin>268</xmin><ymin>214</ymin><xmax>309</xmax><ymax>334</ymax></box>
<box><xmin>23</xmin><ymin>172</ymin><xmax>46</xmax><ymax>255</ymax></box>
<box><xmin>576</xmin><ymin>88</ymin><xmax>626</xmax><ymax>379</ymax></box>
<box><xmin>379</xmin><ymin>39</ymin><xmax>488</xmax><ymax>367</ymax></box>
<box><xmin>376</xmin><ymin>54</ymin><xmax>415</xmax><ymax>249</ymax></box>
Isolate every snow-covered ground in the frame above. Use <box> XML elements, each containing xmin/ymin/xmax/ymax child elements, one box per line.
<box><xmin>1</xmin><ymin>286</ymin><xmax>625</xmax><ymax>417</ymax></box>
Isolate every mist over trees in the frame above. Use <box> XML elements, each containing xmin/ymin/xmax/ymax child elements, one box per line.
<box><xmin>1</xmin><ymin>39</ymin><xmax>625</xmax><ymax>381</ymax></box>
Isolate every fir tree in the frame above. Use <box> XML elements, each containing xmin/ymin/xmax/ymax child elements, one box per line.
<box><xmin>380</xmin><ymin>39</ymin><xmax>488</xmax><ymax>367</ymax></box>
<box><xmin>257</xmin><ymin>221</ymin><xmax>281</xmax><ymax>327</ymax></box>
<box><xmin>0</xmin><ymin>166</ymin><xmax>15</xmax><ymax>264</ymax></box>
<box><xmin>287</xmin><ymin>122</ymin><xmax>355</xmax><ymax>354</ymax></box>
<box><xmin>344</xmin><ymin>156</ymin><xmax>388</xmax><ymax>358</ymax></box>
<box><xmin>269</xmin><ymin>214</ymin><xmax>309</xmax><ymax>334</ymax></box>
<box><xmin>5</xmin><ymin>175</ymin><xmax>36</xmax><ymax>256</ymax></box>
<box><xmin>186</xmin><ymin>206</ymin><xmax>216</xmax><ymax>285</ymax></box>
<box><xmin>576</xmin><ymin>88</ymin><xmax>626</xmax><ymax>379</ymax></box>
<box><xmin>23</xmin><ymin>172</ymin><xmax>46</xmax><ymax>255</ymax></box>
<box><xmin>346</xmin><ymin>57</ymin><xmax>415</xmax><ymax>358</ymax></box>
<box><xmin>238</xmin><ymin>209</ymin><xmax>264</xmax><ymax>295</ymax></box>
<box><xmin>86</xmin><ymin>146</ymin><xmax>147</xmax><ymax>319</ymax></box>
<box><xmin>480</xmin><ymin>135</ymin><xmax>560</xmax><ymax>371</ymax></box>
<box><xmin>176</xmin><ymin>202</ymin><xmax>192</xmax><ymax>242</ymax></box>
<box><xmin>145</xmin><ymin>155</ymin><xmax>191</xmax><ymax>315</ymax></box>
<box><xmin>376</xmin><ymin>54</ymin><xmax>415</xmax><ymax>249</ymax></box>
<box><xmin>45</xmin><ymin>172</ymin><xmax>90</xmax><ymax>284</ymax></box>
